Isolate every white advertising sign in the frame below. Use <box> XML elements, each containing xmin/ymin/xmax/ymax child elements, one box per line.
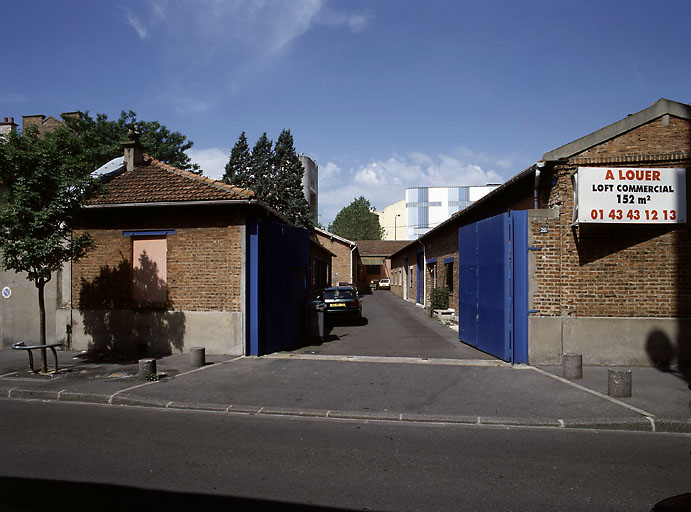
<box><xmin>576</xmin><ymin>167</ymin><xmax>686</xmax><ymax>224</ymax></box>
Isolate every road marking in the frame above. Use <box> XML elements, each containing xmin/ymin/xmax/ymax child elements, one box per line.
<box><xmin>264</xmin><ymin>353</ymin><xmax>508</xmax><ymax>367</ymax></box>
<box><xmin>528</xmin><ymin>365</ymin><xmax>655</xmax><ymax>417</ymax></box>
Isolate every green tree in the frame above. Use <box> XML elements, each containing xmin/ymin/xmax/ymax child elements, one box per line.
<box><xmin>222</xmin><ymin>132</ymin><xmax>251</xmax><ymax>188</ymax></box>
<box><xmin>273</xmin><ymin>129</ymin><xmax>313</xmax><ymax>228</ymax></box>
<box><xmin>223</xmin><ymin>130</ymin><xmax>313</xmax><ymax>228</ymax></box>
<box><xmin>328</xmin><ymin>197</ymin><xmax>384</xmax><ymax>240</ymax></box>
<box><xmin>249</xmin><ymin>132</ymin><xmax>275</xmax><ymax>201</ymax></box>
<box><xmin>0</xmin><ymin>126</ymin><xmax>97</xmax><ymax>372</ymax></box>
<box><xmin>63</xmin><ymin>110</ymin><xmax>201</xmax><ymax>173</ymax></box>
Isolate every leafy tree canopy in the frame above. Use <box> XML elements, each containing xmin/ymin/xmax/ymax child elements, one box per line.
<box><xmin>0</xmin><ymin>125</ymin><xmax>98</xmax><ymax>369</ymax></box>
<box><xmin>63</xmin><ymin>110</ymin><xmax>201</xmax><ymax>173</ymax></box>
<box><xmin>328</xmin><ymin>197</ymin><xmax>384</xmax><ymax>240</ymax></box>
<box><xmin>223</xmin><ymin>130</ymin><xmax>313</xmax><ymax>228</ymax></box>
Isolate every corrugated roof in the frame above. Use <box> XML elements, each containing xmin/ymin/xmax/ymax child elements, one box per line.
<box><xmin>86</xmin><ymin>156</ymin><xmax>255</xmax><ymax>205</ymax></box>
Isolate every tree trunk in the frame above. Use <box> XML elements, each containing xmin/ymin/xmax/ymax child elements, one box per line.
<box><xmin>36</xmin><ymin>278</ymin><xmax>48</xmax><ymax>373</ymax></box>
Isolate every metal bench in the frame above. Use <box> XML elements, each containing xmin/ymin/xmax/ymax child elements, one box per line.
<box><xmin>11</xmin><ymin>342</ymin><xmax>64</xmax><ymax>374</ymax></box>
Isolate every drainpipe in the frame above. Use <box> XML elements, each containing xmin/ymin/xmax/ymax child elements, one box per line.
<box><xmin>418</xmin><ymin>239</ymin><xmax>426</xmax><ymax>306</ymax></box>
<box><xmin>350</xmin><ymin>245</ymin><xmax>356</xmax><ymax>285</ymax></box>
<box><xmin>534</xmin><ymin>161</ymin><xmax>545</xmax><ymax>209</ymax></box>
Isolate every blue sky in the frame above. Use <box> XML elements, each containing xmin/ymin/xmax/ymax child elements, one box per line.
<box><xmin>3</xmin><ymin>0</ymin><xmax>691</xmax><ymax>225</ymax></box>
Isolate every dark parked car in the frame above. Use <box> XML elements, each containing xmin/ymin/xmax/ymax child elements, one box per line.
<box><xmin>320</xmin><ymin>286</ymin><xmax>362</xmax><ymax>320</ymax></box>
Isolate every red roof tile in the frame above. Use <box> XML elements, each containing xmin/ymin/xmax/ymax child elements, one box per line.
<box><xmin>86</xmin><ymin>156</ymin><xmax>254</xmax><ymax>205</ymax></box>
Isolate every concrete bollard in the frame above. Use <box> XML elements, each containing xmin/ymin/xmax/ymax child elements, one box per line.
<box><xmin>563</xmin><ymin>353</ymin><xmax>583</xmax><ymax>380</ymax></box>
<box><xmin>138</xmin><ymin>358</ymin><xmax>157</xmax><ymax>380</ymax></box>
<box><xmin>608</xmin><ymin>368</ymin><xmax>632</xmax><ymax>397</ymax></box>
<box><xmin>191</xmin><ymin>347</ymin><xmax>206</xmax><ymax>368</ymax></box>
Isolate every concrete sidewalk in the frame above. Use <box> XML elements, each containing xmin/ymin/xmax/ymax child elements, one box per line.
<box><xmin>1</xmin><ymin>347</ymin><xmax>689</xmax><ymax>433</ymax></box>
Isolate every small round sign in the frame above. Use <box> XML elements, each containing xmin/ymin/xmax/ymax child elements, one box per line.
<box><xmin>2</xmin><ymin>287</ymin><xmax>11</xmax><ymax>299</ymax></box>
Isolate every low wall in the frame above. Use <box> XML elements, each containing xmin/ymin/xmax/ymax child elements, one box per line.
<box><xmin>529</xmin><ymin>315</ymin><xmax>691</xmax><ymax>368</ymax></box>
<box><xmin>69</xmin><ymin>309</ymin><xmax>244</xmax><ymax>355</ymax></box>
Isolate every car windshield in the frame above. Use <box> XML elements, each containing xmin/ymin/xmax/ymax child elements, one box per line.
<box><xmin>324</xmin><ymin>289</ymin><xmax>355</xmax><ymax>300</ymax></box>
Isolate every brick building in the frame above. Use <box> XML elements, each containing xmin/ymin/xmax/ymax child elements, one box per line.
<box><xmin>22</xmin><ymin>112</ymin><xmax>79</xmax><ymax>135</ymax></box>
<box><xmin>70</xmin><ymin>133</ymin><xmax>309</xmax><ymax>356</ymax></box>
<box><xmin>390</xmin><ymin>98</ymin><xmax>691</xmax><ymax>368</ymax></box>
<box><xmin>313</xmin><ymin>228</ymin><xmax>358</xmax><ymax>286</ymax></box>
<box><xmin>355</xmin><ymin>240</ymin><xmax>410</xmax><ymax>288</ymax></box>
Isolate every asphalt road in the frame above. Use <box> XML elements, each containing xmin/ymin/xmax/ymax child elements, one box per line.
<box><xmin>293</xmin><ymin>290</ymin><xmax>490</xmax><ymax>359</ymax></box>
<box><xmin>1</xmin><ymin>399</ymin><xmax>689</xmax><ymax>511</ymax></box>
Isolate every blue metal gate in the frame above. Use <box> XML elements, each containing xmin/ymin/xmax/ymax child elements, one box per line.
<box><xmin>458</xmin><ymin>211</ymin><xmax>528</xmax><ymax>363</ymax></box>
<box><xmin>247</xmin><ymin>219</ymin><xmax>309</xmax><ymax>356</ymax></box>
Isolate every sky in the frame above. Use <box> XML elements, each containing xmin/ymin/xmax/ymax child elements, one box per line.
<box><xmin>3</xmin><ymin>0</ymin><xmax>691</xmax><ymax>227</ymax></box>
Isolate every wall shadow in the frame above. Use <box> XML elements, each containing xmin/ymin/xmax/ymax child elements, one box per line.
<box><xmin>78</xmin><ymin>254</ymin><xmax>185</xmax><ymax>359</ymax></box>
<box><xmin>574</xmin><ymin>223</ymin><xmax>675</xmax><ymax>265</ymax></box>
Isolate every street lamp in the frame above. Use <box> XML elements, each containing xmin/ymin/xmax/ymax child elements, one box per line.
<box><xmin>394</xmin><ymin>214</ymin><xmax>401</xmax><ymax>240</ymax></box>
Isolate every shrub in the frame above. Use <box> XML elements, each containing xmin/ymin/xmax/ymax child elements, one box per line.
<box><xmin>430</xmin><ymin>287</ymin><xmax>449</xmax><ymax>311</ymax></box>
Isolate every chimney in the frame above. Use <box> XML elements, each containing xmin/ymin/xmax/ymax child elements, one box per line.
<box><xmin>0</xmin><ymin>116</ymin><xmax>18</xmax><ymax>138</ymax></box>
<box><xmin>121</xmin><ymin>127</ymin><xmax>145</xmax><ymax>171</ymax></box>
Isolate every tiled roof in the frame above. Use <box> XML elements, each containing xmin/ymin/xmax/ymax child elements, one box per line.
<box><xmin>86</xmin><ymin>156</ymin><xmax>254</xmax><ymax>205</ymax></box>
<box><xmin>355</xmin><ymin>239</ymin><xmax>412</xmax><ymax>256</ymax></box>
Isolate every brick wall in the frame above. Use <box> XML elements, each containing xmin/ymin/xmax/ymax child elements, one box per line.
<box><xmin>533</xmin><ymin>115</ymin><xmax>691</xmax><ymax>318</ymax></box>
<box><xmin>419</xmin><ymin>223</ymin><xmax>458</xmax><ymax>309</ymax></box>
<box><xmin>314</xmin><ymin>231</ymin><xmax>354</xmax><ymax>285</ymax></box>
<box><xmin>390</xmin><ymin>245</ymin><xmax>421</xmax><ymax>302</ymax></box>
<box><xmin>73</xmin><ymin>206</ymin><xmax>245</xmax><ymax>312</ymax></box>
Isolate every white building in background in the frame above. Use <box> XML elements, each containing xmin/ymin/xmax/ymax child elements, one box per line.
<box><xmin>405</xmin><ymin>185</ymin><xmax>499</xmax><ymax>239</ymax></box>
<box><xmin>376</xmin><ymin>200</ymin><xmax>407</xmax><ymax>241</ymax></box>
<box><xmin>299</xmin><ymin>155</ymin><xmax>318</xmax><ymax>220</ymax></box>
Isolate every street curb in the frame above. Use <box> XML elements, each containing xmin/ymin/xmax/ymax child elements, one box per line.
<box><xmin>1</xmin><ymin>386</ymin><xmax>689</xmax><ymax>433</ymax></box>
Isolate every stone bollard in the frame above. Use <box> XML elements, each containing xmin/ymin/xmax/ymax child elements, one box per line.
<box><xmin>563</xmin><ymin>353</ymin><xmax>583</xmax><ymax>380</ymax></box>
<box><xmin>191</xmin><ymin>347</ymin><xmax>206</xmax><ymax>368</ymax></box>
<box><xmin>608</xmin><ymin>368</ymin><xmax>632</xmax><ymax>397</ymax></box>
<box><xmin>138</xmin><ymin>358</ymin><xmax>157</xmax><ymax>380</ymax></box>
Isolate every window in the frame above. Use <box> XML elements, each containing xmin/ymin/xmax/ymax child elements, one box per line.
<box><xmin>409</xmin><ymin>266</ymin><xmax>414</xmax><ymax>287</ymax></box>
<box><xmin>366</xmin><ymin>265</ymin><xmax>381</xmax><ymax>276</ymax></box>
<box><xmin>132</xmin><ymin>235</ymin><xmax>168</xmax><ymax>304</ymax></box>
<box><xmin>427</xmin><ymin>263</ymin><xmax>436</xmax><ymax>290</ymax></box>
<box><xmin>445</xmin><ymin>261</ymin><xmax>454</xmax><ymax>292</ymax></box>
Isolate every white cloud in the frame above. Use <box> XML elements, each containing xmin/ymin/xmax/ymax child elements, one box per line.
<box><xmin>139</xmin><ymin>0</ymin><xmax>372</xmax><ymax>56</ymax></box>
<box><xmin>121</xmin><ymin>7</ymin><xmax>148</xmax><ymax>39</ymax></box>
<box><xmin>186</xmin><ymin>147</ymin><xmax>229</xmax><ymax>180</ymax></box>
<box><xmin>117</xmin><ymin>1</ymin><xmax>374</xmax><ymax>111</ymax></box>
<box><xmin>316</xmin><ymin>8</ymin><xmax>375</xmax><ymax>32</ymax></box>
<box><xmin>318</xmin><ymin>151</ymin><xmax>508</xmax><ymax>227</ymax></box>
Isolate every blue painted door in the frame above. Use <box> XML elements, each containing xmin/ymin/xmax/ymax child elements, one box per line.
<box><xmin>247</xmin><ymin>220</ymin><xmax>309</xmax><ymax>356</ymax></box>
<box><xmin>458</xmin><ymin>223</ymin><xmax>478</xmax><ymax>347</ymax></box>
<box><xmin>458</xmin><ymin>211</ymin><xmax>528</xmax><ymax>363</ymax></box>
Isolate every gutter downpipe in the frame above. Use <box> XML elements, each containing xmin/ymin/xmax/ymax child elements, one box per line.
<box><xmin>534</xmin><ymin>161</ymin><xmax>545</xmax><ymax>209</ymax></box>
<box><xmin>418</xmin><ymin>238</ymin><xmax>426</xmax><ymax>307</ymax></box>
<box><xmin>350</xmin><ymin>245</ymin><xmax>357</xmax><ymax>285</ymax></box>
